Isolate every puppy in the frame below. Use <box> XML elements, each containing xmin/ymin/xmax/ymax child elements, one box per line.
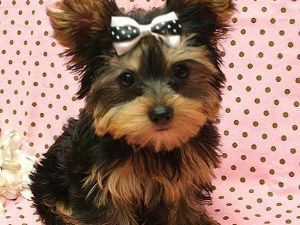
<box><xmin>30</xmin><ymin>0</ymin><xmax>234</xmax><ymax>224</ymax></box>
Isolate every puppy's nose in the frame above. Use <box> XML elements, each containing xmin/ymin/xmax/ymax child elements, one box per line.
<box><xmin>149</xmin><ymin>106</ymin><xmax>173</xmax><ymax>125</ymax></box>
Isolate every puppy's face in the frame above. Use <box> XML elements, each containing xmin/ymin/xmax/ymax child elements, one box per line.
<box><xmin>88</xmin><ymin>35</ymin><xmax>221</xmax><ymax>151</ymax></box>
<box><xmin>47</xmin><ymin>0</ymin><xmax>234</xmax><ymax>151</ymax></box>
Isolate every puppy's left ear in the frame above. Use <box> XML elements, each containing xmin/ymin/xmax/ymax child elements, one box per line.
<box><xmin>165</xmin><ymin>0</ymin><xmax>234</xmax><ymax>43</ymax></box>
<box><xmin>47</xmin><ymin>0</ymin><xmax>120</xmax><ymax>98</ymax></box>
<box><xmin>203</xmin><ymin>0</ymin><xmax>234</xmax><ymax>23</ymax></box>
<box><xmin>166</xmin><ymin>0</ymin><xmax>234</xmax><ymax>22</ymax></box>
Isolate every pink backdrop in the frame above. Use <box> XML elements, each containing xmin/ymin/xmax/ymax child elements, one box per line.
<box><xmin>0</xmin><ymin>0</ymin><xmax>299</xmax><ymax>224</ymax></box>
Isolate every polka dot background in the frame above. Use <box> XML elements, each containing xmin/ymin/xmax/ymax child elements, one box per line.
<box><xmin>0</xmin><ymin>0</ymin><xmax>299</xmax><ymax>224</ymax></box>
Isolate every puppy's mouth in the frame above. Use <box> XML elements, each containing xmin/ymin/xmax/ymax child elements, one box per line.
<box><xmin>155</xmin><ymin>127</ymin><xmax>170</xmax><ymax>132</ymax></box>
<box><xmin>155</xmin><ymin>125</ymin><xmax>171</xmax><ymax>132</ymax></box>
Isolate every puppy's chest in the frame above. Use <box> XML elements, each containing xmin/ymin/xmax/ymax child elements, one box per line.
<box><xmin>101</xmin><ymin>155</ymin><xmax>212</xmax><ymax>208</ymax></box>
<box><xmin>106</xmin><ymin>162</ymin><xmax>189</xmax><ymax>206</ymax></box>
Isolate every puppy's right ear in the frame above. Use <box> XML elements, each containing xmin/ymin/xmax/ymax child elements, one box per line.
<box><xmin>47</xmin><ymin>0</ymin><xmax>120</xmax><ymax>98</ymax></box>
<box><xmin>47</xmin><ymin>0</ymin><xmax>119</xmax><ymax>53</ymax></box>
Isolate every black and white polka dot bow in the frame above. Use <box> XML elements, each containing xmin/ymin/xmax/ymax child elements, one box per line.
<box><xmin>111</xmin><ymin>12</ymin><xmax>182</xmax><ymax>55</ymax></box>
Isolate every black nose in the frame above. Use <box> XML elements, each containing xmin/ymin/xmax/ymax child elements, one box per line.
<box><xmin>149</xmin><ymin>106</ymin><xmax>173</xmax><ymax>125</ymax></box>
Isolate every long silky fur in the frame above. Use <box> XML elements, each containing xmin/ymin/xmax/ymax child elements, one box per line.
<box><xmin>30</xmin><ymin>0</ymin><xmax>234</xmax><ymax>225</ymax></box>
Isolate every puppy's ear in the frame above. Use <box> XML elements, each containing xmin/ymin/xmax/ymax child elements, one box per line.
<box><xmin>165</xmin><ymin>0</ymin><xmax>234</xmax><ymax>43</ymax></box>
<box><xmin>47</xmin><ymin>0</ymin><xmax>120</xmax><ymax>98</ymax></box>
<box><xmin>166</xmin><ymin>0</ymin><xmax>233</xmax><ymax>22</ymax></box>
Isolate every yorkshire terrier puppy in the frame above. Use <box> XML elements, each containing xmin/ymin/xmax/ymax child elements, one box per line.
<box><xmin>30</xmin><ymin>0</ymin><xmax>234</xmax><ymax>224</ymax></box>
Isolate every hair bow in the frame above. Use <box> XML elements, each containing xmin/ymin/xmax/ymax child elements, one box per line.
<box><xmin>111</xmin><ymin>12</ymin><xmax>182</xmax><ymax>56</ymax></box>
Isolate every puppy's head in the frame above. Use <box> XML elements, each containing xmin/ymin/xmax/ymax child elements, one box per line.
<box><xmin>48</xmin><ymin>0</ymin><xmax>234</xmax><ymax>151</ymax></box>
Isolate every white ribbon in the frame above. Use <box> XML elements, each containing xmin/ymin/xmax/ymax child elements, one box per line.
<box><xmin>111</xmin><ymin>12</ymin><xmax>181</xmax><ymax>56</ymax></box>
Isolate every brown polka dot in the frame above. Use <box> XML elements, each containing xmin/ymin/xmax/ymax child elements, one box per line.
<box><xmin>283</xmin><ymin>112</ymin><xmax>289</xmax><ymax>117</ymax></box>
<box><xmin>281</xmin><ymin>135</ymin><xmax>287</xmax><ymax>141</ymax></box>
<box><xmin>221</xmin><ymin>175</ymin><xmax>227</xmax><ymax>181</ymax></box>
<box><xmin>239</xmin><ymin>52</ymin><xmax>244</xmax><ymax>57</ymax></box>
<box><xmin>237</xmin><ymin>74</ymin><xmax>243</xmax><ymax>80</ymax></box>
<box><xmin>267</xmin><ymin>64</ymin><xmax>273</xmax><ymax>70</ymax></box>
<box><xmin>279</xmin><ymin>30</ymin><xmax>285</xmax><ymax>36</ymax></box>
<box><xmin>223</xmin><ymin>216</ymin><xmax>229</xmax><ymax>220</ymax></box>
<box><xmin>242</xmin><ymin>7</ymin><xmax>248</xmax><ymax>12</ymax></box>
<box><xmin>270</xmin><ymin>18</ymin><xmax>276</xmax><ymax>24</ymax></box>
<box><xmin>286</xmin><ymin>65</ymin><xmax>292</xmax><ymax>71</ymax></box>
<box><xmin>241</xmin><ymin>155</ymin><xmax>247</xmax><ymax>160</ymax></box>
<box><xmin>251</xmin><ymin>18</ymin><xmax>256</xmax><ymax>23</ymax></box>
<box><xmin>265</xmin><ymin>87</ymin><xmax>271</xmax><ymax>93</ymax></box>
<box><xmin>249</xmin><ymin>40</ymin><xmax>255</xmax><ymax>46</ymax></box>
<box><xmin>292</xmin><ymin>125</ymin><xmax>298</xmax><ymax>130</ymax></box>
<box><xmin>260</xmin><ymin>157</ymin><xmax>266</xmax><ymax>162</ymax></box>
<box><xmin>289</xmin><ymin>172</ymin><xmax>295</xmax><ymax>177</ymax></box>
<box><xmin>261</xmin><ymin>6</ymin><xmax>267</xmax><ymax>12</ymax></box>
<box><xmin>244</xmin><ymin>109</ymin><xmax>250</xmax><ymax>115</ymax></box>
<box><xmin>258</xmin><ymin>52</ymin><xmax>264</xmax><ymax>58</ymax></box>
<box><xmin>281</xmin><ymin>7</ymin><xmax>287</xmax><ymax>13</ymax></box>
<box><xmin>253</xmin><ymin>121</ymin><xmax>259</xmax><ymax>127</ymax></box>
<box><xmin>294</xmin><ymin>101</ymin><xmax>299</xmax><ymax>107</ymax></box>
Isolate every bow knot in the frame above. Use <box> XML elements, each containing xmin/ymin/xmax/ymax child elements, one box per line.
<box><xmin>111</xmin><ymin>12</ymin><xmax>182</xmax><ymax>55</ymax></box>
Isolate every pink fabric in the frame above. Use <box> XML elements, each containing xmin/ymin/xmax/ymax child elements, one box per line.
<box><xmin>0</xmin><ymin>0</ymin><xmax>299</xmax><ymax>224</ymax></box>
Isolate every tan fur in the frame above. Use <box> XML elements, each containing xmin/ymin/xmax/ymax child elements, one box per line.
<box><xmin>166</xmin><ymin>35</ymin><xmax>217</xmax><ymax>73</ymax></box>
<box><xmin>44</xmin><ymin>202</ymin><xmax>80</xmax><ymax>225</ymax></box>
<box><xmin>93</xmin><ymin>93</ymin><xmax>208</xmax><ymax>151</ymax></box>
<box><xmin>83</xmin><ymin>144</ymin><xmax>214</xmax><ymax>225</ymax></box>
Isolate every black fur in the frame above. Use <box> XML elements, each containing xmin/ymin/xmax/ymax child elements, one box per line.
<box><xmin>30</xmin><ymin>115</ymin><xmax>220</xmax><ymax>225</ymax></box>
<box><xmin>31</xmin><ymin>1</ymin><xmax>234</xmax><ymax>224</ymax></box>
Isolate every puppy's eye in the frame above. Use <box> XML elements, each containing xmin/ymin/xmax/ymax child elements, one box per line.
<box><xmin>174</xmin><ymin>64</ymin><xmax>189</xmax><ymax>79</ymax></box>
<box><xmin>118</xmin><ymin>72</ymin><xmax>135</xmax><ymax>87</ymax></box>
